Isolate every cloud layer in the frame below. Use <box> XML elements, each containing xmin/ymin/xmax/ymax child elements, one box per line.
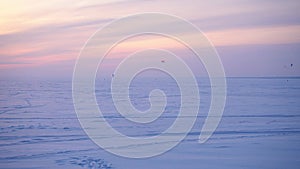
<box><xmin>0</xmin><ymin>0</ymin><xmax>299</xmax><ymax>77</ymax></box>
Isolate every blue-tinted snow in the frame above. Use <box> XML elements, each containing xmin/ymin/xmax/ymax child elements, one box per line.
<box><xmin>0</xmin><ymin>77</ymin><xmax>299</xmax><ymax>169</ymax></box>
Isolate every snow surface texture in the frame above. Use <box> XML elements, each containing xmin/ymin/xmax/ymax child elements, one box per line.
<box><xmin>0</xmin><ymin>77</ymin><xmax>299</xmax><ymax>168</ymax></box>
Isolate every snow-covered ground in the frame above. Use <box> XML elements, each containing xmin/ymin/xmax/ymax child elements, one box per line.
<box><xmin>0</xmin><ymin>77</ymin><xmax>299</xmax><ymax>168</ymax></box>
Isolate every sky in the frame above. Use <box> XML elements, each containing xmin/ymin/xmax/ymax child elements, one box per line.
<box><xmin>0</xmin><ymin>0</ymin><xmax>300</xmax><ymax>79</ymax></box>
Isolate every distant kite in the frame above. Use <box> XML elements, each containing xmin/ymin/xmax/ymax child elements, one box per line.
<box><xmin>161</xmin><ymin>60</ymin><xmax>165</xmax><ymax>63</ymax></box>
<box><xmin>291</xmin><ymin>64</ymin><xmax>293</xmax><ymax>67</ymax></box>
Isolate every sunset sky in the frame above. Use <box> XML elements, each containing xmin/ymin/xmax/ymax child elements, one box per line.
<box><xmin>0</xmin><ymin>0</ymin><xmax>299</xmax><ymax>79</ymax></box>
